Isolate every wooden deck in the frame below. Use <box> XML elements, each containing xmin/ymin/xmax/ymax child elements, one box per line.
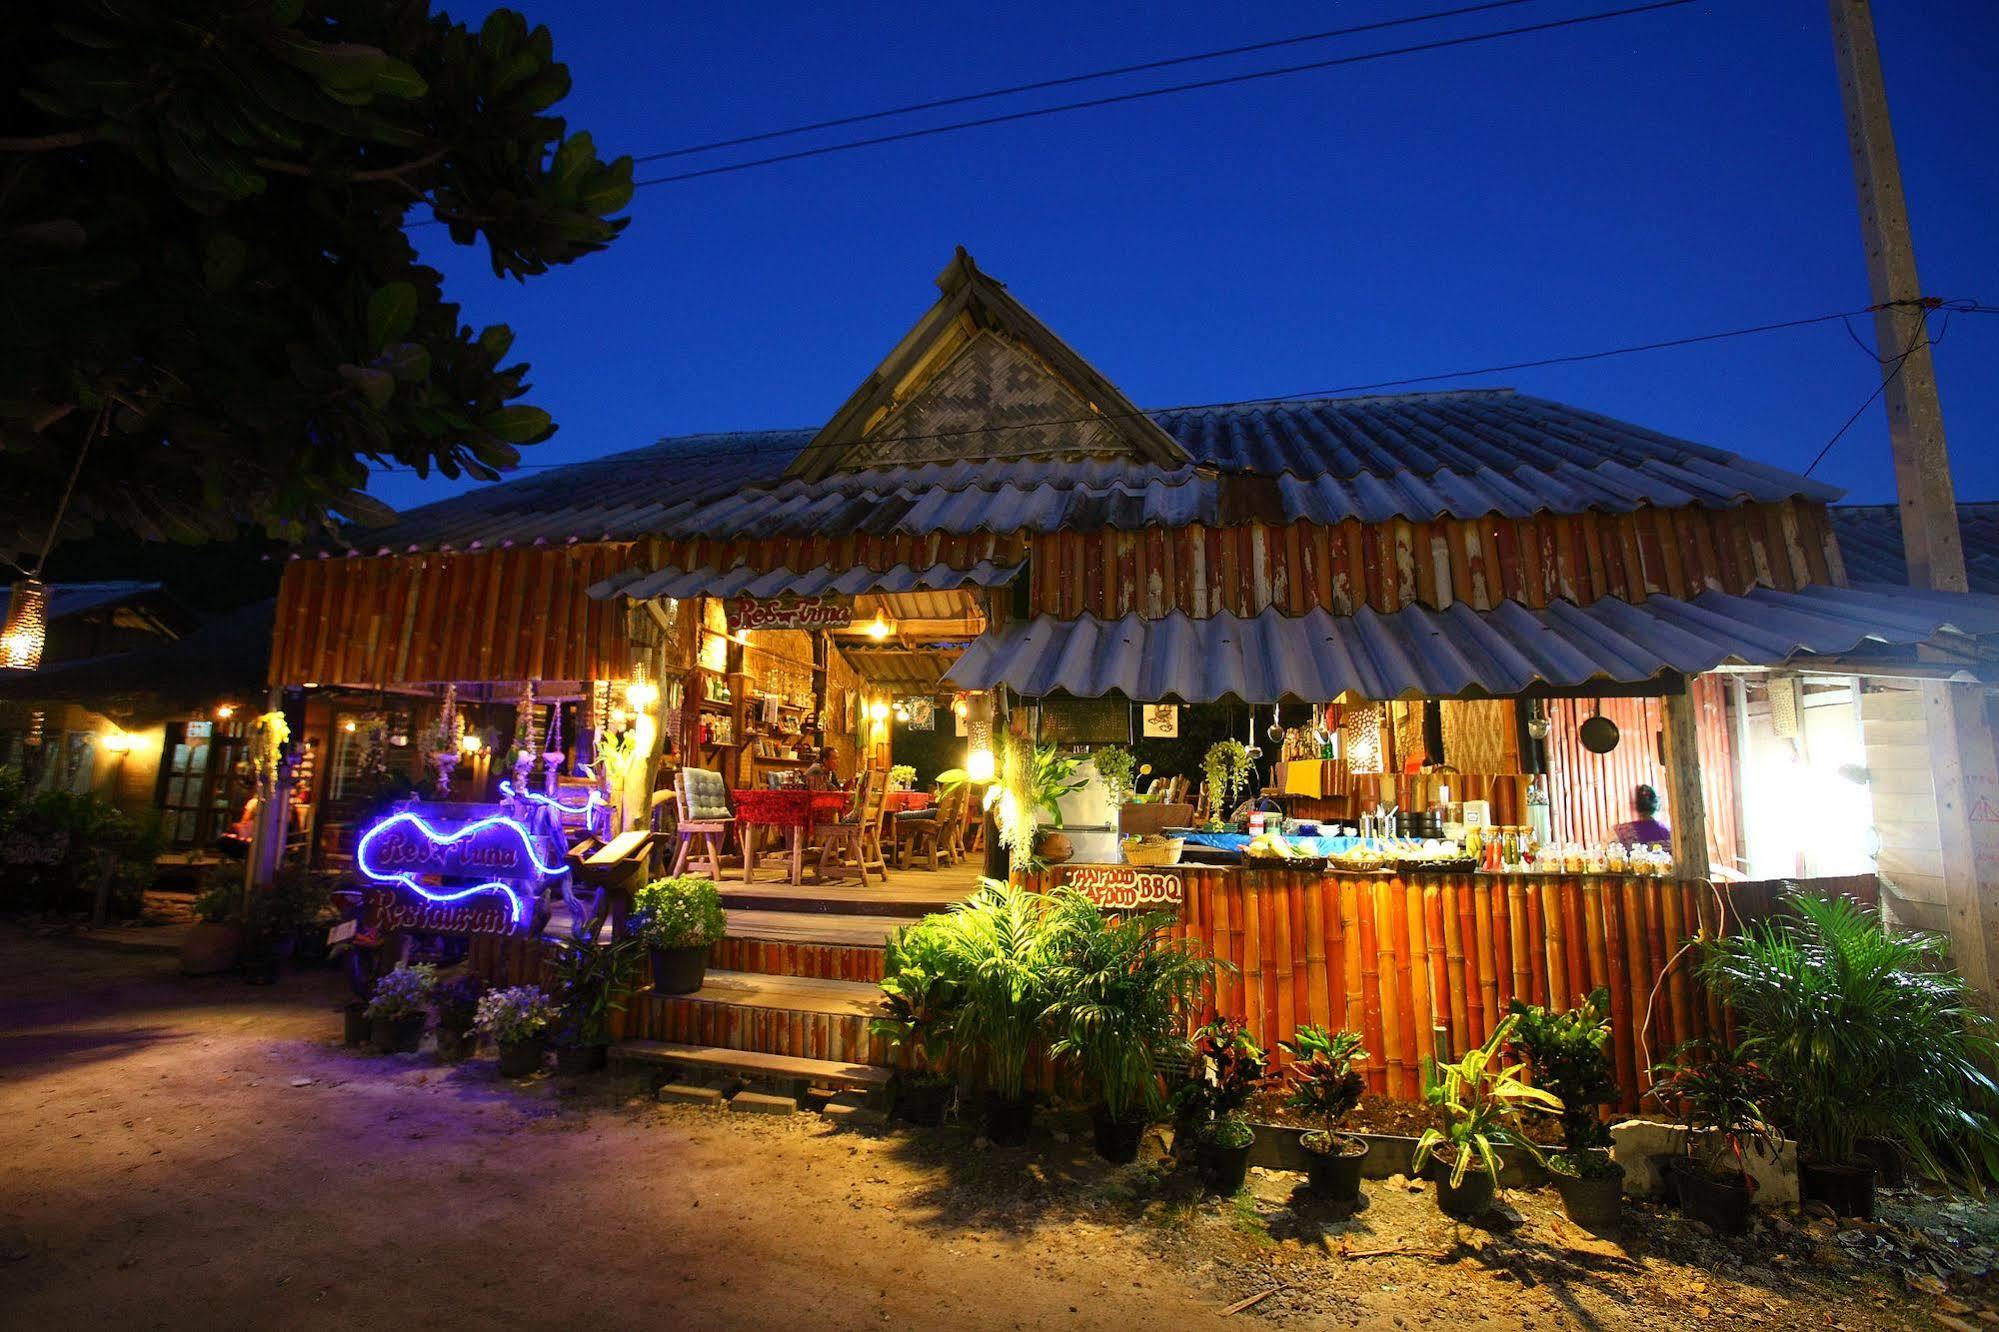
<box><xmin>716</xmin><ymin>861</ymin><xmax>985</xmax><ymax>917</ymax></box>
<box><xmin>672</xmin><ymin>969</ymin><xmax>881</xmax><ymax>1018</ymax></box>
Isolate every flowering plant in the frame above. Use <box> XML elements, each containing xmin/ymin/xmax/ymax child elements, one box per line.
<box><xmin>364</xmin><ymin>962</ymin><xmax>436</xmax><ymax>1020</ymax></box>
<box><xmin>433</xmin><ymin>974</ymin><xmax>488</xmax><ymax>1032</ymax></box>
<box><xmin>631</xmin><ymin>875</ymin><xmax>726</xmax><ymax>951</ymax></box>
<box><xmin>475</xmin><ymin>985</ymin><xmax>554</xmax><ymax>1044</ymax></box>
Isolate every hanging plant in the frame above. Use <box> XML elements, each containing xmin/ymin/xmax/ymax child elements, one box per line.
<box><xmin>1202</xmin><ymin>739</ymin><xmax>1253</xmax><ymax>814</ymax></box>
<box><xmin>1092</xmin><ymin>745</ymin><xmax>1137</xmax><ymax>808</ymax></box>
<box><xmin>252</xmin><ymin>711</ymin><xmax>290</xmax><ymax>779</ymax></box>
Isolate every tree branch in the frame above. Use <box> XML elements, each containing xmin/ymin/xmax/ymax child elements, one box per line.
<box><xmin>0</xmin><ymin>128</ymin><xmax>100</xmax><ymax>152</ymax></box>
<box><xmin>254</xmin><ymin>149</ymin><xmax>446</xmax><ymax>183</ymax></box>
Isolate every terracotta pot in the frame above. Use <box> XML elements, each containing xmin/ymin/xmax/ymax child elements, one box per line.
<box><xmin>1035</xmin><ymin>831</ymin><xmax>1075</xmax><ymax>864</ymax></box>
<box><xmin>179</xmin><ymin>921</ymin><xmax>242</xmax><ymax>977</ymax></box>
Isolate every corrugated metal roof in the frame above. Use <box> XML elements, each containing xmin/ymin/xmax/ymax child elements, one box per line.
<box><xmin>945</xmin><ymin>584</ymin><xmax>1999</xmax><ymax>703</ymax></box>
<box><xmin>588</xmin><ymin>559</ymin><xmax>1020</xmax><ymax>602</ymax></box>
<box><xmin>340</xmin><ymin>390</ymin><xmax>1842</xmax><ymax>552</ymax></box>
<box><xmin>0</xmin><ymin>580</ymin><xmax>165</xmax><ymax>622</ymax></box>
<box><xmin>1831</xmin><ymin>502</ymin><xmax>1999</xmax><ymax>592</ymax></box>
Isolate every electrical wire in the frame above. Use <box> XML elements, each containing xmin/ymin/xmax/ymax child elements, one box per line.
<box><xmin>1802</xmin><ymin>304</ymin><xmax>1954</xmax><ymax>478</ymax></box>
<box><xmin>368</xmin><ymin>298</ymin><xmax>1970</xmax><ymax>474</ymax></box>
<box><xmin>636</xmin><ymin>1</ymin><xmax>1544</xmax><ymax>164</ymax></box>
<box><xmin>630</xmin><ymin>1</ymin><xmax>1702</xmax><ymax>189</ymax></box>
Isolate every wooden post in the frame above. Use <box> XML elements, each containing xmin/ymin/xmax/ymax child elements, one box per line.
<box><xmin>1830</xmin><ymin>0</ymin><xmax>1999</xmax><ymax>992</ymax></box>
<box><xmin>1661</xmin><ymin>685</ymin><xmax>1711</xmax><ymax>880</ymax></box>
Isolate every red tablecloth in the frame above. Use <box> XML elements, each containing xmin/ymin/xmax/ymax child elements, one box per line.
<box><xmin>885</xmin><ymin>790</ymin><xmax>933</xmax><ymax>813</ymax></box>
<box><xmin>732</xmin><ymin>789</ymin><xmax>852</xmax><ymax>828</ymax></box>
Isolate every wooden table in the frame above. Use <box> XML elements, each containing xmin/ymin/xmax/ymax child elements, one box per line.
<box><xmin>884</xmin><ymin>790</ymin><xmax>933</xmax><ymax>814</ymax></box>
<box><xmin>732</xmin><ymin>789</ymin><xmax>853</xmax><ymax>886</ymax></box>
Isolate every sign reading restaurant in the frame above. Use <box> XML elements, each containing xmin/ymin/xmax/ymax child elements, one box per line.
<box><xmin>725</xmin><ymin>595</ymin><xmax>853</xmax><ymax>633</ymax></box>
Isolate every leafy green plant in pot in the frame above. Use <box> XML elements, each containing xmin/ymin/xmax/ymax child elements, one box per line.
<box><xmin>476</xmin><ymin>985</ymin><xmax>555</xmax><ymax>1077</ymax></box>
<box><xmin>432</xmin><ymin>974</ymin><xmax>487</xmax><ymax>1062</ymax></box>
<box><xmin>1648</xmin><ymin>1040</ymin><xmax>1782</xmax><ymax>1236</ymax></box>
<box><xmin>1279</xmin><ymin>1026</ymin><xmax>1370</xmax><ymax>1203</ymax></box>
<box><xmin>1510</xmin><ymin>988</ymin><xmax>1623</xmax><ymax>1228</ymax></box>
<box><xmin>871</xmin><ymin>918</ymin><xmax>961</xmax><ymax>1126</ymax></box>
<box><xmin>1413</xmin><ymin>1014</ymin><xmax>1558</xmax><ymax>1219</ymax></box>
<box><xmin>547</xmin><ymin>934</ymin><xmax>643</xmax><ymax>1073</ymax></box>
<box><xmin>364</xmin><ymin>963</ymin><xmax>436</xmax><ymax>1054</ymax></box>
<box><xmin>180</xmin><ymin>879</ymin><xmax>243</xmax><ymax>977</ymax></box>
<box><xmin>1178</xmin><ymin>1017</ymin><xmax>1270</xmax><ymax>1195</ymax></box>
<box><xmin>631</xmin><ymin>875</ymin><xmax>725</xmax><ymax>994</ymax></box>
<box><xmin>1697</xmin><ymin>891</ymin><xmax>1999</xmax><ymax>1220</ymax></box>
<box><xmin>987</xmin><ymin>740</ymin><xmax>1088</xmax><ymax>869</ymax></box>
<box><xmin>1045</xmin><ymin>891</ymin><xmax>1223</xmax><ymax>1164</ymax></box>
<box><xmin>934</xmin><ymin>880</ymin><xmax>1061</xmax><ymax>1144</ymax></box>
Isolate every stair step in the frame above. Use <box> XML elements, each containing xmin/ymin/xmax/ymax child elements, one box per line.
<box><xmin>714</xmin><ymin>910</ymin><xmax>892</xmax><ymax>982</ymax></box>
<box><xmin>668</xmin><ymin>969</ymin><xmax>880</xmax><ymax>1018</ymax></box>
<box><xmin>625</xmin><ymin>970</ymin><xmax>892</xmax><ymax>1066</ymax></box>
<box><xmin>724</xmin><ymin>909</ymin><xmax>899</xmax><ymax>947</ymax></box>
<box><xmin>614</xmin><ymin>1040</ymin><xmax>892</xmax><ymax>1091</ymax></box>
<box><xmin>716</xmin><ymin>882</ymin><xmax>964</xmax><ymax>919</ymax></box>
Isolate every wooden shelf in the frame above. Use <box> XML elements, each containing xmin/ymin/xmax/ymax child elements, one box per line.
<box><xmin>751</xmin><ymin>754</ymin><xmax>809</xmax><ymax>765</ymax></box>
<box><xmin>698</xmin><ymin>699</ymin><xmax>733</xmax><ymax>714</ymax></box>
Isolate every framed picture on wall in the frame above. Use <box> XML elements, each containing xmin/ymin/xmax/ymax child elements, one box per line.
<box><xmin>905</xmin><ymin>698</ymin><xmax>934</xmax><ymax>732</ymax></box>
<box><xmin>1142</xmin><ymin>704</ymin><xmax>1179</xmax><ymax>738</ymax></box>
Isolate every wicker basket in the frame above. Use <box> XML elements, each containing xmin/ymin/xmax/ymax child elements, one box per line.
<box><xmin>1121</xmin><ymin>836</ymin><xmax>1185</xmax><ymax>867</ymax></box>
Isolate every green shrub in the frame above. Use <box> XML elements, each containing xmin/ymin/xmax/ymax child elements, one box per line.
<box><xmin>630</xmin><ymin>875</ymin><xmax>725</xmax><ymax>951</ymax></box>
<box><xmin>475</xmin><ymin>985</ymin><xmax>553</xmax><ymax>1044</ymax></box>
<box><xmin>365</xmin><ymin>963</ymin><xmax>437</xmax><ymax>1020</ymax></box>
<box><xmin>1509</xmin><ymin>988</ymin><xmax>1618</xmax><ymax>1175</ymax></box>
<box><xmin>871</xmin><ymin>916</ymin><xmax>961</xmax><ymax>1076</ymax></box>
<box><xmin>1279</xmin><ymin>1025</ymin><xmax>1367</xmax><ymax>1146</ymax></box>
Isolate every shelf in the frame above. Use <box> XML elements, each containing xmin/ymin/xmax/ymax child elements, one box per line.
<box><xmin>698</xmin><ymin>699</ymin><xmax>734</xmax><ymax>713</ymax></box>
<box><xmin>752</xmin><ymin>755</ymin><xmax>809</xmax><ymax>765</ymax></box>
<box><xmin>700</xmin><ymin>739</ymin><xmax>741</xmax><ymax>749</ymax></box>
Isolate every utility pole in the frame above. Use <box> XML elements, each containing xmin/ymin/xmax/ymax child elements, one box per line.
<box><xmin>1828</xmin><ymin>0</ymin><xmax>1999</xmax><ymax>990</ymax></box>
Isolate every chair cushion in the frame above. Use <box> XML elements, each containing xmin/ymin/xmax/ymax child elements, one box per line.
<box><xmin>682</xmin><ymin>768</ymin><xmax>732</xmax><ymax>822</ymax></box>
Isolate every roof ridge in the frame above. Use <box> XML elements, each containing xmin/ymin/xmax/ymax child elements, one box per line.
<box><xmin>1148</xmin><ymin>387</ymin><xmax>1519</xmax><ymax>415</ymax></box>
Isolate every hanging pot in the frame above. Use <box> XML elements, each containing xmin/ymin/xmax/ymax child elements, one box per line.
<box><xmin>1579</xmin><ymin>702</ymin><xmax>1621</xmax><ymax>754</ymax></box>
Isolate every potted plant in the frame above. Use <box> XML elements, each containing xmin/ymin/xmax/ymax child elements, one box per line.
<box><xmin>548</xmin><ymin>934</ymin><xmax>643</xmax><ymax>1073</ymax></box>
<box><xmin>1648</xmin><ymin>1040</ymin><xmax>1782</xmax><ymax>1236</ymax></box>
<box><xmin>1698</xmin><ymin>891</ymin><xmax>1999</xmax><ymax>1220</ymax></box>
<box><xmin>179</xmin><ymin>880</ymin><xmax>243</xmax><ymax>977</ymax></box>
<box><xmin>477</xmin><ymin>984</ymin><xmax>555</xmax><ymax>1077</ymax></box>
<box><xmin>1279</xmin><ymin>1026</ymin><xmax>1370</xmax><ymax>1203</ymax></box>
<box><xmin>987</xmin><ymin>740</ymin><xmax>1088</xmax><ymax>869</ymax></box>
<box><xmin>1412</xmin><ymin>1014</ymin><xmax>1559</xmax><ymax>1219</ymax></box>
<box><xmin>871</xmin><ymin>918</ymin><xmax>961</xmax><ymax>1126</ymax></box>
<box><xmin>887</xmin><ymin>764</ymin><xmax>916</xmax><ymax>792</ymax></box>
<box><xmin>932</xmin><ymin>880</ymin><xmax>1060</xmax><ymax>1144</ymax></box>
<box><xmin>1178</xmin><ymin>1017</ymin><xmax>1270</xmax><ymax>1195</ymax></box>
<box><xmin>1511</xmin><ymin>989</ymin><xmax>1624</xmax><ymax>1227</ymax></box>
<box><xmin>365</xmin><ymin>962</ymin><xmax>437</xmax><ymax>1054</ymax></box>
<box><xmin>1090</xmin><ymin>746</ymin><xmax>1137</xmax><ymax>810</ymax></box>
<box><xmin>433</xmin><ymin>974</ymin><xmax>487</xmax><ymax>1062</ymax></box>
<box><xmin>631</xmin><ymin>875</ymin><xmax>726</xmax><ymax>994</ymax></box>
<box><xmin>1045</xmin><ymin>891</ymin><xmax>1222</xmax><ymax>1164</ymax></box>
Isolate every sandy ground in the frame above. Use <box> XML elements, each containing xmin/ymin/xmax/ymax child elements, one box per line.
<box><xmin>0</xmin><ymin>928</ymin><xmax>1977</xmax><ymax>1330</ymax></box>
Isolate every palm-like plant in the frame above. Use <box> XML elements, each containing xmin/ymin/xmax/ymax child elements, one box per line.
<box><xmin>1697</xmin><ymin>891</ymin><xmax>1999</xmax><ymax>1186</ymax></box>
<box><xmin>870</xmin><ymin>916</ymin><xmax>960</xmax><ymax>1077</ymax></box>
<box><xmin>1413</xmin><ymin>1014</ymin><xmax>1562</xmax><ymax>1188</ymax></box>
<box><xmin>935</xmin><ymin>880</ymin><xmax>1062</xmax><ymax>1102</ymax></box>
<box><xmin>1044</xmin><ymin>890</ymin><xmax>1223</xmax><ymax>1124</ymax></box>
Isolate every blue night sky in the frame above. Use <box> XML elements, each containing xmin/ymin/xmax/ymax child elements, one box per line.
<box><xmin>379</xmin><ymin>0</ymin><xmax>1999</xmax><ymax>513</ymax></box>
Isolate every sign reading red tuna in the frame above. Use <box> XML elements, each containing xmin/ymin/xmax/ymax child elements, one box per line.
<box><xmin>725</xmin><ymin>596</ymin><xmax>853</xmax><ymax>632</ymax></box>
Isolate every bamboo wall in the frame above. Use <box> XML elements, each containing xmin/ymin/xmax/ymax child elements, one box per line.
<box><xmin>639</xmin><ymin>531</ymin><xmax>1027</xmax><ymax>577</ymax></box>
<box><xmin>1025</xmin><ymin>499</ymin><xmax>1844</xmax><ymax>619</ymax></box>
<box><xmin>270</xmin><ymin>545</ymin><xmax>639</xmax><ymax>687</ymax></box>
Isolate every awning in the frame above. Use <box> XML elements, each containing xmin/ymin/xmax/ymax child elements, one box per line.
<box><xmin>945</xmin><ymin>584</ymin><xmax>1999</xmax><ymax>703</ymax></box>
<box><xmin>586</xmin><ymin>559</ymin><xmax>1021</xmax><ymax>602</ymax></box>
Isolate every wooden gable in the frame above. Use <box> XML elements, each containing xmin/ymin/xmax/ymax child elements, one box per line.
<box><xmin>789</xmin><ymin>247</ymin><xmax>1188</xmax><ymax>480</ymax></box>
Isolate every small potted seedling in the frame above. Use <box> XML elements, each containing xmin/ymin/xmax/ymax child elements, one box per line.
<box><xmin>476</xmin><ymin>985</ymin><xmax>555</xmax><ymax>1077</ymax></box>
<box><xmin>1649</xmin><ymin>1040</ymin><xmax>1781</xmax><ymax>1236</ymax></box>
<box><xmin>1413</xmin><ymin>1014</ymin><xmax>1558</xmax><ymax>1219</ymax></box>
<box><xmin>1179</xmin><ymin>1018</ymin><xmax>1268</xmax><ymax>1195</ymax></box>
<box><xmin>365</xmin><ymin>963</ymin><xmax>436</xmax><ymax>1054</ymax></box>
<box><xmin>1511</xmin><ymin>989</ymin><xmax>1623</xmax><ymax>1228</ymax></box>
<box><xmin>632</xmin><ymin>875</ymin><xmax>726</xmax><ymax>995</ymax></box>
<box><xmin>1280</xmin><ymin>1026</ymin><xmax>1370</xmax><ymax>1203</ymax></box>
<box><xmin>548</xmin><ymin>934</ymin><xmax>643</xmax><ymax>1074</ymax></box>
<box><xmin>432</xmin><ymin>974</ymin><xmax>487</xmax><ymax>1062</ymax></box>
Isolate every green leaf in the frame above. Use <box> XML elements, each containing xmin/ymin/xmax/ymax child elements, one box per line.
<box><xmin>373</xmin><ymin>59</ymin><xmax>428</xmax><ymax>99</ymax></box>
<box><xmin>477</xmin><ymin>405</ymin><xmax>552</xmax><ymax>443</ymax></box>
<box><xmin>365</xmin><ymin>281</ymin><xmax>417</xmax><ymax>349</ymax></box>
<box><xmin>203</xmin><ymin>233</ymin><xmax>246</xmax><ymax>291</ymax></box>
<box><xmin>477</xmin><ymin>324</ymin><xmax>515</xmax><ymax>361</ymax></box>
<box><xmin>338</xmin><ymin>364</ymin><xmax>394</xmax><ymax>409</ymax></box>
<box><xmin>330</xmin><ymin>489</ymin><xmax>397</xmax><ymax>526</ymax></box>
<box><xmin>380</xmin><ymin>342</ymin><xmax>431</xmax><ymax>381</ymax></box>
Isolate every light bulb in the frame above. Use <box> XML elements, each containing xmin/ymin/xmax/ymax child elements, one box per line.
<box><xmin>214</xmin><ymin>703</ymin><xmax>236</xmax><ymax>720</ymax></box>
<box><xmin>100</xmin><ymin>730</ymin><xmax>134</xmax><ymax>753</ymax></box>
<box><xmin>868</xmin><ymin>701</ymin><xmax>888</xmax><ymax>722</ymax></box>
<box><xmin>625</xmin><ymin>680</ymin><xmax>659</xmax><ymax>709</ymax></box>
<box><xmin>966</xmin><ymin>749</ymin><xmax>995</xmax><ymax>782</ymax></box>
<box><xmin>867</xmin><ymin>612</ymin><xmax>891</xmax><ymax>640</ymax></box>
<box><xmin>459</xmin><ymin>734</ymin><xmax>483</xmax><ymax>754</ymax></box>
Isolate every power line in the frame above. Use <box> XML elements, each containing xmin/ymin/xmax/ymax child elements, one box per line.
<box><xmin>370</xmin><ymin>298</ymin><xmax>1972</xmax><ymax>475</ymax></box>
<box><xmin>1803</xmin><ymin>304</ymin><xmax>1956</xmax><ymax>477</ymax></box>
<box><xmin>631</xmin><ymin>0</ymin><xmax>1702</xmax><ymax>189</ymax></box>
<box><xmin>636</xmin><ymin>0</ymin><xmax>1542</xmax><ymax>164</ymax></box>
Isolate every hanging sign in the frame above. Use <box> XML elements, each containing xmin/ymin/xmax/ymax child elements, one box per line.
<box><xmin>355</xmin><ymin>804</ymin><xmax>568</xmax><ymax>933</ymax></box>
<box><xmin>358</xmin><ymin>885</ymin><xmax>523</xmax><ymax>939</ymax></box>
<box><xmin>725</xmin><ymin>595</ymin><xmax>852</xmax><ymax>633</ymax></box>
<box><xmin>1057</xmin><ymin>863</ymin><xmax>1185</xmax><ymax>911</ymax></box>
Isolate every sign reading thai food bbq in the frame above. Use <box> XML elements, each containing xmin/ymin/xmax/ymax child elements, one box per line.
<box><xmin>1058</xmin><ymin>864</ymin><xmax>1185</xmax><ymax>910</ymax></box>
<box><xmin>725</xmin><ymin>595</ymin><xmax>853</xmax><ymax>632</ymax></box>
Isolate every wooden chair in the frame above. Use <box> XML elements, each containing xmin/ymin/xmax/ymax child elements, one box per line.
<box><xmin>895</xmin><ymin>783</ymin><xmax>966</xmax><ymax>871</ymax></box>
<box><xmin>670</xmin><ymin>767</ymin><xmax>734</xmax><ymax>878</ymax></box>
<box><xmin>937</xmin><ymin>781</ymin><xmax>971</xmax><ymax>864</ymax></box>
<box><xmin>814</xmin><ymin>771</ymin><xmax>888</xmax><ymax>886</ymax></box>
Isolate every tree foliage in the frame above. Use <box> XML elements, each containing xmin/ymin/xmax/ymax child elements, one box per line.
<box><xmin>0</xmin><ymin>1</ymin><xmax>632</xmax><ymax>560</ymax></box>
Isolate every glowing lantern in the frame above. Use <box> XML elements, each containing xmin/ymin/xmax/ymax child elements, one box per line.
<box><xmin>1</xmin><ymin>578</ymin><xmax>49</xmax><ymax>671</ymax></box>
<box><xmin>866</xmin><ymin>611</ymin><xmax>892</xmax><ymax>640</ymax></box>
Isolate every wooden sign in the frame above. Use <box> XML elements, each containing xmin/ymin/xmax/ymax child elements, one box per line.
<box><xmin>726</xmin><ymin>595</ymin><xmax>852</xmax><ymax>632</ymax></box>
<box><xmin>1058</xmin><ymin>863</ymin><xmax>1185</xmax><ymax>910</ymax></box>
<box><xmin>358</xmin><ymin>886</ymin><xmax>525</xmax><ymax>938</ymax></box>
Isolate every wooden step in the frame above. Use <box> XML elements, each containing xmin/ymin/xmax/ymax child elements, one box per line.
<box><xmin>625</xmin><ymin>969</ymin><xmax>892</xmax><ymax>1066</ymax></box>
<box><xmin>713</xmin><ymin>910</ymin><xmax>893</xmax><ymax>982</ymax></box>
<box><xmin>612</xmin><ymin>1039</ymin><xmax>892</xmax><ymax>1093</ymax></box>
<box><xmin>717</xmin><ymin>881</ymin><xmax>965</xmax><ymax>918</ymax></box>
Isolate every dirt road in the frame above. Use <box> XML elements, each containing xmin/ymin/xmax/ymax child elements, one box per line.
<box><xmin>0</xmin><ymin>929</ymin><xmax>1959</xmax><ymax>1330</ymax></box>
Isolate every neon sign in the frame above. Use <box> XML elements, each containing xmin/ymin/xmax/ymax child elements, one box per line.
<box><xmin>355</xmin><ymin>809</ymin><xmax>568</xmax><ymax>926</ymax></box>
<box><xmin>500</xmin><ymin>780</ymin><xmax>606</xmax><ymax>820</ymax></box>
